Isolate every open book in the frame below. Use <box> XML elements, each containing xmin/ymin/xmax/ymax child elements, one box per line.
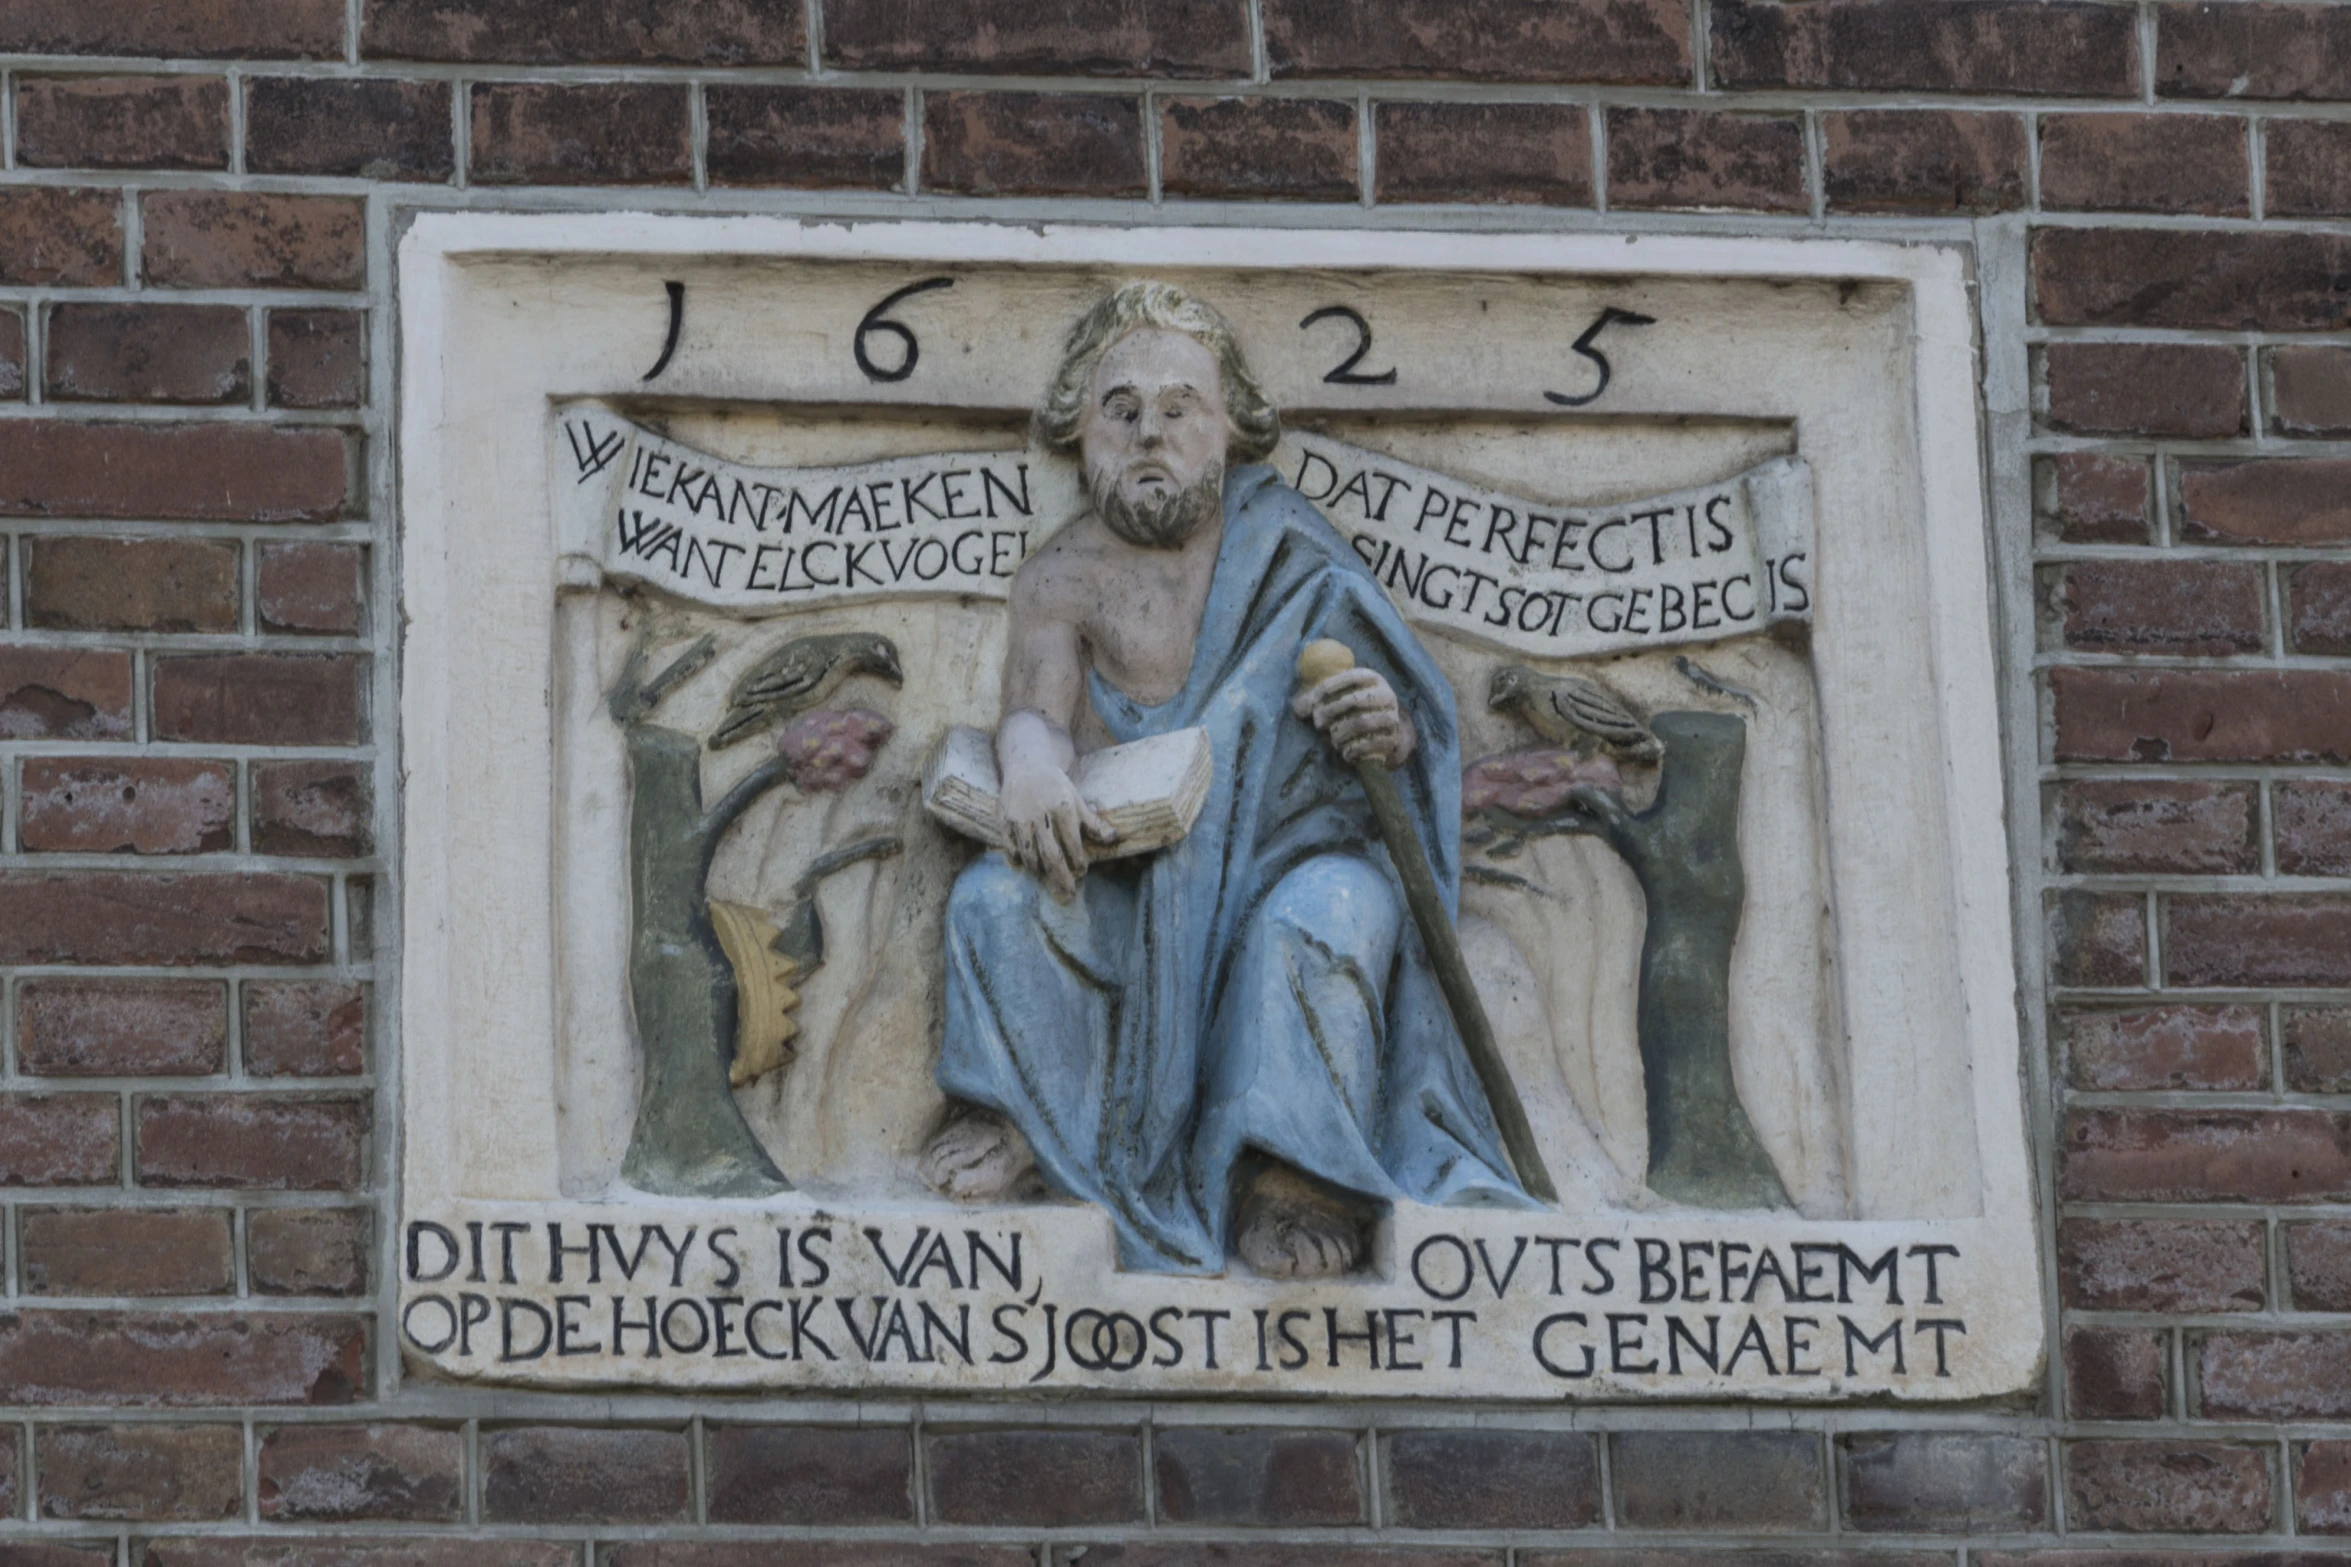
<box><xmin>922</xmin><ymin>725</ymin><xmax>1213</xmax><ymax>860</ymax></box>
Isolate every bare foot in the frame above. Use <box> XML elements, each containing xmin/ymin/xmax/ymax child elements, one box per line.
<box><xmin>1235</xmin><ymin>1163</ymin><xmax>1365</xmax><ymax>1279</ymax></box>
<box><xmin>920</xmin><ymin>1109</ymin><xmax>1040</xmax><ymax>1201</ymax></box>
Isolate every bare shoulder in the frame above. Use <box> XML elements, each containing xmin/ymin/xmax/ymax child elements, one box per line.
<box><xmin>1010</xmin><ymin>514</ymin><xmax>1113</xmax><ymax>620</ymax></box>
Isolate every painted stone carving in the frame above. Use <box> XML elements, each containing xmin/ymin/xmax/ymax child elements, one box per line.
<box><xmin>921</xmin><ymin>285</ymin><xmax>1536</xmax><ymax>1281</ymax></box>
<box><xmin>606</xmin><ymin>616</ymin><xmax>903</xmax><ymax>1197</ymax></box>
<box><xmin>396</xmin><ymin>226</ymin><xmax>2038</xmax><ymax>1401</ymax></box>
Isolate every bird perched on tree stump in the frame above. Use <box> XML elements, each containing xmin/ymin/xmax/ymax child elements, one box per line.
<box><xmin>709</xmin><ymin>631</ymin><xmax>903</xmax><ymax>750</ymax></box>
<box><xmin>1488</xmin><ymin>663</ymin><xmax>1662</xmax><ymax>763</ymax></box>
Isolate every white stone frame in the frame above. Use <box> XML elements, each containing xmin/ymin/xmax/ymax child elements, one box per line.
<box><xmin>396</xmin><ymin>215</ymin><xmax>2038</xmax><ymax>1400</ymax></box>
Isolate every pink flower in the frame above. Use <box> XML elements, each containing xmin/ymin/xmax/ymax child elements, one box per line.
<box><xmin>779</xmin><ymin>707</ymin><xmax>894</xmax><ymax>793</ymax></box>
<box><xmin>1462</xmin><ymin>747</ymin><xmax>1620</xmax><ymax>818</ymax></box>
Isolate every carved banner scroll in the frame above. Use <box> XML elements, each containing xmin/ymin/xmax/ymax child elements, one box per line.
<box><xmin>553</xmin><ymin>404</ymin><xmax>1813</xmax><ymax>662</ymax></box>
<box><xmin>552</xmin><ymin>405</ymin><xmax>1078</xmax><ymax>608</ymax></box>
<box><xmin>1279</xmin><ymin>433</ymin><xmax>1814</xmax><ymax>661</ymax></box>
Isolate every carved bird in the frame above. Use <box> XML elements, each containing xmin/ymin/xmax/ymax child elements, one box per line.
<box><xmin>709</xmin><ymin>631</ymin><xmax>903</xmax><ymax>750</ymax></box>
<box><xmin>1488</xmin><ymin>663</ymin><xmax>1662</xmax><ymax>763</ymax></box>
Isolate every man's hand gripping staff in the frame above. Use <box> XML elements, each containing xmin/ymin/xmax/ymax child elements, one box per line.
<box><xmin>1294</xmin><ymin>638</ymin><xmax>1559</xmax><ymax>1205</ymax></box>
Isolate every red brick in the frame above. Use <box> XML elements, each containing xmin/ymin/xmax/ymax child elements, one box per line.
<box><xmin>1160</xmin><ymin>97</ymin><xmax>1356</xmax><ymax>202</ymax></box>
<box><xmin>1611</xmin><ymin>1430</ymin><xmax>1824</xmax><ymax>1531</ymax></box>
<box><xmin>1077</xmin><ymin>1554</ymin><xmax>1499</xmax><ymax>1567</ymax></box>
<box><xmin>141</xmin><ymin>192</ymin><xmax>363</xmax><ymax>291</ymax></box>
<box><xmin>36</xmin><ymin>1424</ymin><xmax>240</xmax><ymax>1521</ymax></box>
<box><xmin>2288</xmin><ymin>1221</ymin><xmax>2351</xmax><ymax>1310</ymax></box>
<box><xmin>258</xmin><ymin>1424</ymin><xmax>463</xmax><ymax>1522</ymax></box>
<box><xmin>252</xmin><ymin>760</ymin><xmax>373</xmax><ymax>858</ymax></box>
<box><xmin>256</xmin><ymin>540</ymin><xmax>363</xmax><ymax>636</ymax></box>
<box><xmin>245</xmin><ymin>77</ymin><xmax>454</xmax><ymax>181</ymax></box>
<box><xmin>1384</xmin><ymin>1429</ymin><xmax>1597</xmax><ymax>1530</ymax></box>
<box><xmin>2056</xmin><ymin>561</ymin><xmax>2262</xmax><ymax>657</ymax></box>
<box><xmin>21</xmin><ymin>1209</ymin><xmax>232</xmax><ymax>1297</ymax></box>
<box><xmin>0</xmin><ymin>1096</ymin><xmax>118</xmax><ymax>1186</ymax></box>
<box><xmin>2056</xmin><ymin>779</ymin><xmax>2258</xmax><ymax>874</ymax></box>
<box><xmin>483</xmin><ymin>1426</ymin><xmax>690</xmax><ymax>1524</ymax></box>
<box><xmin>0</xmin><ymin>873</ymin><xmax>329</xmax><ymax>966</ymax></box>
<box><xmin>706</xmin><ymin>1425</ymin><xmax>912</xmax><ymax>1525</ymax></box>
<box><xmin>2201</xmin><ymin>1332</ymin><xmax>2351</xmax><ymax>1419</ymax></box>
<box><xmin>2288</xmin><ymin>1010</ymin><xmax>2351</xmax><ymax>1096</ymax></box>
<box><xmin>156</xmin><ymin>1545</ymin><xmax>581</xmax><ymax>1567</ymax></box>
<box><xmin>21</xmin><ymin>758</ymin><xmax>235</xmax><ymax>856</ymax></box>
<box><xmin>0</xmin><ymin>308</ymin><xmax>23</xmax><ymax>399</ymax></box>
<box><xmin>2041</xmin><ymin>452</ymin><xmax>2148</xmax><ymax>544</ymax></box>
<box><xmin>2157</xmin><ymin>2</ymin><xmax>2351</xmax><ymax>100</ymax></box>
<box><xmin>2291</xmin><ymin>563</ymin><xmax>2351</xmax><ymax>655</ymax></box>
<box><xmin>2063</xmin><ymin>1004</ymin><xmax>2265</xmax><ymax>1091</ymax></box>
<box><xmin>2168</xmin><ymin>895</ymin><xmax>2351</xmax><ymax>988</ymax></box>
<box><xmin>26</xmin><ymin>535</ymin><xmax>239</xmax><ymax>633</ymax></box>
<box><xmin>0</xmin><ymin>0</ymin><xmax>344</xmax><ymax>58</ymax></box>
<box><xmin>928</xmin><ymin>1429</ymin><xmax>1143</xmax><ymax>1526</ymax></box>
<box><xmin>2277</xmin><ymin>782</ymin><xmax>2351</xmax><ymax>878</ymax></box>
<box><xmin>0</xmin><ymin>650</ymin><xmax>129</xmax><ymax>740</ymax></box>
<box><xmin>0</xmin><ymin>1310</ymin><xmax>363</xmax><ymax>1405</ymax></box>
<box><xmin>16</xmin><ymin>77</ymin><xmax>229</xmax><ymax>172</ymax></box>
<box><xmin>2298</xmin><ymin>1442</ymin><xmax>2351</xmax><ymax>1533</ymax></box>
<box><xmin>0</xmin><ymin>1543</ymin><xmax>111</xmax><ymax>1566</ymax></box>
<box><xmin>1154</xmin><ymin>1427</ymin><xmax>1362</xmax><ymax>1527</ymax></box>
<box><xmin>2049</xmin><ymin>889</ymin><xmax>2145</xmax><ymax>987</ymax></box>
<box><xmin>2058</xmin><ymin>1219</ymin><xmax>2265</xmax><ymax>1312</ymax></box>
<box><xmin>2063</xmin><ymin>1108</ymin><xmax>2351</xmax><ymax>1204</ymax></box>
<box><xmin>1374</xmin><ymin>102</ymin><xmax>1591</xmax><ymax>208</ymax></box>
<box><xmin>706</xmin><ymin>87</ymin><xmax>904</xmax><ymax>191</ymax></box>
<box><xmin>2033</xmin><ymin>228</ymin><xmax>2351</xmax><ymax>331</ymax></box>
<box><xmin>152</xmin><ymin>654</ymin><xmax>365</xmax><ymax>746</ymax></box>
<box><xmin>1607</xmin><ymin>107</ymin><xmax>1806</xmax><ymax>214</ymax></box>
<box><xmin>2267</xmin><ymin>119</ymin><xmax>2351</xmax><ymax>219</ymax></box>
<box><xmin>2064</xmin><ymin>1440</ymin><xmax>2270</xmax><ymax>1533</ymax></box>
<box><xmin>922</xmin><ymin>93</ymin><xmax>1146</xmax><ymax>198</ymax></box>
<box><xmin>822</xmin><ymin>0</ymin><xmax>1245</xmax><ymax>76</ymax></box>
<box><xmin>2066</xmin><ymin>1326</ymin><xmax>2167</xmax><ymax>1421</ymax></box>
<box><xmin>266</xmin><ymin>311</ymin><xmax>364</xmax><ymax>410</ymax></box>
<box><xmin>136</xmin><ymin>1094</ymin><xmax>365</xmax><ymax>1190</ymax></box>
<box><xmin>0</xmin><ymin>187</ymin><xmax>122</xmax><ymax>288</ymax></box>
<box><xmin>2051</xmin><ymin>668</ymin><xmax>2351</xmax><ymax>764</ymax></box>
<box><xmin>2182</xmin><ymin>458</ymin><xmax>2351</xmax><ymax>547</ymax></box>
<box><xmin>244</xmin><ymin>981</ymin><xmax>364</xmax><ymax>1078</ymax></box>
<box><xmin>247</xmin><ymin>1207</ymin><xmax>369</xmax><ymax>1295</ymax></box>
<box><xmin>366</xmin><ymin>0</ymin><xmax>801</xmax><ymax>63</ymax></box>
<box><xmin>2273</xmin><ymin>346</ymin><xmax>2351</xmax><ymax>437</ymax></box>
<box><xmin>1821</xmin><ymin>109</ymin><xmax>2028</xmax><ymax>214</ymax></box>
<box><xmin>0</xmin><ymin>422</ymin><xmax>349</xmax><ymax>522</ymax></box>
<box><xmin>1712</xmin><ymin>0</ymin><xmax>2137</xmax><ymax>94</ymax></box>
<box><xmin>1842</xmin><ymin>1433</ymin><xmax>2048</xmax><ymax>1533</ymax></box>
<box><xmin>470</xmin><ymin>83</ymin><xmax>692</xmax><ymax>186</ymax></box>
<box><xmin>2045</xmin><ymin>343</ymin><xmax>2245</xmax><ymax>438</ymax></box>
<box><xmin>2039</xmin><ymin>113</ymin><xmax>2248</xmax><ymax>216</ymax></box>
<box><xmin>20</xmin><ymin>979</ymin><xmax>226</xmax><ymax>1077</ymax></box>
<box><xmin>609</xmin><ymin>1549</ymin><xmax>1031</xmax><ymax>1567</ymax></box>
<box><xmin>1264</xmin><ymin>0</ymin><xmax>1686</xmax><ymax>83</ymax></box>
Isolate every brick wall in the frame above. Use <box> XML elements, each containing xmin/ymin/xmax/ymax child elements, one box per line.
<box><xmin>0</xmin><ymin>0</ymin><xmax>2344</xmax><ymax>1561</ymax></box>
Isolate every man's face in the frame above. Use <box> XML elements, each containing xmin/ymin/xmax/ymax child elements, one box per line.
<box><xmin>1079</xmin><ymin>328</ymin><xmax>1230</xmax><ymax>548</ymax></box>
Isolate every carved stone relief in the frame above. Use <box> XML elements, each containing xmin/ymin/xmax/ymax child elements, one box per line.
<box><xmin>396</xmin><ymin>220</ymin><xmax>2038</xmax><ymax>1400</ymax></box>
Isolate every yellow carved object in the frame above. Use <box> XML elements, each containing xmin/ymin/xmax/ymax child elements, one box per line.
<box><xmin>707</xmin><ymin>899</ymin><xmax>802</xmax><ymax>1088</ymax></box>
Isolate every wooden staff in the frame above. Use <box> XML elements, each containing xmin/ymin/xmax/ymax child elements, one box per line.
<box><xmin>1297</xmin><ymin>639</ymin><xmax>1558</xmax><ymax>1203</ymax></box>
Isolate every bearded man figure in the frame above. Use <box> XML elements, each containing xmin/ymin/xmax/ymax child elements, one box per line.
<box><xmin>918</xmin><ymin>281</ymin><xmax>1530</xmax><ymax>1277</ymax></box>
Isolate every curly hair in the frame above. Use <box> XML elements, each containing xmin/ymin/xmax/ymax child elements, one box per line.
<box><xmin>1034</xmin><ymin>280</ymin><xmax>1280</xmax><ymax>463</ymax></box>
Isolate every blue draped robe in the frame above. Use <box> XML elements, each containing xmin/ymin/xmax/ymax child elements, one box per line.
<box><xmin>939</xmin><ymin>464</ymin><xmax>1530</xmax><ymax>1273</ymax></box>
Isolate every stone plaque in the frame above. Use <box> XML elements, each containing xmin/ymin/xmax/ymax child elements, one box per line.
<box><xmin>396</xmin><ymin>218</ymin><xmax>2038</xmax><ymax>1400</ymax></box>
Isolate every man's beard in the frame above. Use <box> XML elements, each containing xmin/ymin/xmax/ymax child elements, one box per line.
<box><xmin>1090</xmin><ymin>460</ymin><xmax>1224</xmax><ymax>549</ymax></box>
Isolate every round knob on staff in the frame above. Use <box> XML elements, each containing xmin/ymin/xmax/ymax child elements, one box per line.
<box><xmin>1297</xmin><ymin>637</ymin><xmax>1358</xmax><ymax>690</ymax></box>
